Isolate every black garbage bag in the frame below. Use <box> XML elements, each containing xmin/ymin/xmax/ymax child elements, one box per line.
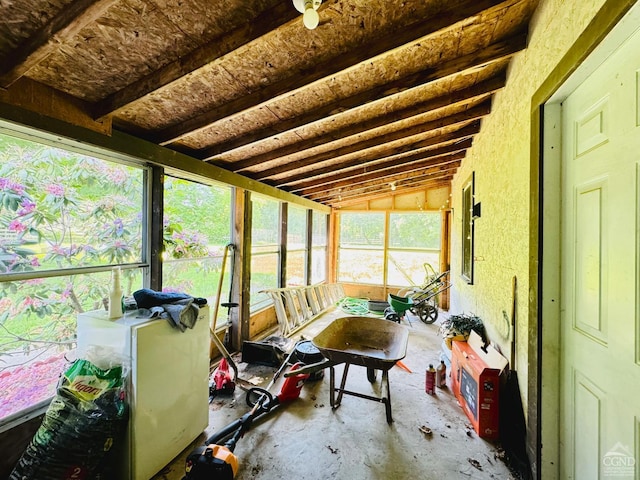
<box><xmin>9</xmin><ymin>358</ymin><xmax>128</xmax><ymax>480</ymax></box>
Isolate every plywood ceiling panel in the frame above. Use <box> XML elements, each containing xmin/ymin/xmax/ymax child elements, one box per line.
<box><xmin>0</xmin><ymin>0</ymin><xmax>539</xmax><ymax>207</ymax></box>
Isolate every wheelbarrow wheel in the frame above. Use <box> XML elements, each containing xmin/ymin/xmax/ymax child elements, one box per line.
<box><xmin>417</xmin><ymin>303</ymin><xmax>438</xmax><ymax>324</ymax></box>
<box><xmin>367</xmin><ymin>367</ymin><xmax>377</xmax><ymax>383</ymax></box>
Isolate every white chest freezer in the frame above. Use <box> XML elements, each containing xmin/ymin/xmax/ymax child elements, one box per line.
<box><xmin>77</xmin><ymin>306</ymin><xmax>210</xmax><ymax>480</ymax></box>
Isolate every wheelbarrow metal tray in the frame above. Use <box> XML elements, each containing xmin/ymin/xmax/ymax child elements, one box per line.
<box><xmin>312</xmin><ymin>316</ymin><xmax>409</xmax><ymax>370</ymax></box>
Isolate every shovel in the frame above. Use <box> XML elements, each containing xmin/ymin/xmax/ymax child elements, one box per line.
<box><xmin>499</xmin><ymin>276</ymin><xmax>531</xmax><ymax>478</ymax></box>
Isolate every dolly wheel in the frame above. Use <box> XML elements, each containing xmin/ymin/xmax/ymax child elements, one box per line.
<box><xmin>367</xmin><ymin>367</ymin><xmax>377</xmax><ymax>383</ymax></box>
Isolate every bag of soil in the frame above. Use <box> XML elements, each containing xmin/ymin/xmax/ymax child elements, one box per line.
<box><xmin>9</xmin><ymin>357</ymin><xmax>128</xmax><ymax>480</ymax></box>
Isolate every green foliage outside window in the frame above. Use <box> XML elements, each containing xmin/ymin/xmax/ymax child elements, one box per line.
<box><xmin>338</xmin><ymin>211</ymin><xmax>441</xmax><ymax>287</ymax></box>
<box><xmin>162</xmin><ymin>177</ymin><xmax>232</xmax><ymax>304</ymax></box>
<box><xmin>0</xmin><ymin>134</ymin><xmax>145</xmax><ymax>363</ymax></box>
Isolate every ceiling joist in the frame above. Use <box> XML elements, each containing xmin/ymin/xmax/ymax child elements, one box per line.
<box><xmin>276</xmin><ymin>122</ymin><xmax>482</xmax><ymax>188</ymax></box>
<box><xmin>199</xmin><ymin>67</ymin><xmax>506</xmax><ymax>161</ymax></box>
<box><xmin>153</xmin><ymin>0</ymin><xmax>512</xmax><ymax>146</ymax></box>
<box><xmin>92</xmin><ymin>0</ymin><xmax>300</xmax><ymax>120</ymax></box>
<box><xmin>290</xmin><ymin>140</ymin><xmax>472</xmax><ymax>195</ymax></box>
<box><xmin>0</xmin><ymin>0</ymin><xmax>540</xmax><ymax>207</ymax></box>
<box><xmin>310</xmin><ymin>171</ymin><xmax>457</xmax><ymax>203</ymax></box>
<box><xmin>249</xmin><ymin>100</ymin><xmax>492</xmax><ymax>182</ymax></box>
<box><xmin>0</xmin><ymin>0</ymin><xmax>119</xmax><ymax>88</ymax></box>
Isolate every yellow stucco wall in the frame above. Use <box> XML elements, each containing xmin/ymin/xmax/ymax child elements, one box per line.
<box><xmin>449</xmin><ymin>0</ymin><xmax>607</xmax><ymax>414</ymax></box>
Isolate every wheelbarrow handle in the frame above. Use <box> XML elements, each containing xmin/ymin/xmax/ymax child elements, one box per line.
<box><xmin>283</xmin><ymin>358</ymin><xmax>336</xmax><ymax>376</ymax></box>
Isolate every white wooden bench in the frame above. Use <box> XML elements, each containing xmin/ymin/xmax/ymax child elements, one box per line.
<box><xmin>260</xmin><ymin>283</ymin><xmax>345</xmax><ymax>337</ymax></box>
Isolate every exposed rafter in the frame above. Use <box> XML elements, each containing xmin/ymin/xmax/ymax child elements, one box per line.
<box><xmin>276</xmin><ymin>123</ymin><xmax>481</xmax><ymax>188</ymax></box>
<box><xmin>291</xmin><ymin>140</ymin><xmax>471</xmax><ymax>195</ymax></box>
<box><xmin>91</xmin><ymin>1</ymin><xmax>299</xmax><ymax>119</ymax></box>
<box><xmin>311</xmin><ymin>171</ymin><xmax>457</xmax><ymax>203</ymax></box>
<box><xmin>0</xmin><ymin>0</ymin><xmax>119</xmax><ymax>88</ymax></box>
<box><xmin>0</xmin><ymin>0</ymin><xmax>539</xmax><ymax>207</ymax></box>
<box><xmin>153</xmin><ymin>0</ymin><xmax>509</xmax><ymax>146</ymax></box>
<box><xmin>199</xmin><ymin>68</ymin><xmax>506</xmax><ymax>161</ymax></box>
<box><xmin>247</xmin><ymin>101</ymin><xmax>492</xmax><ymax>181</ymax></box>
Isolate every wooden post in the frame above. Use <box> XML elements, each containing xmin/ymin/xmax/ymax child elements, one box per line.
<box><xmin>149</xmin><ymin>166</ymin><xmax>164</xmax><ymax>291</ymax></box>
<box><xmin>328</xmin><ymin>210</ymin><xmax>338</xmax><ymax>283</ymax></box>
<box><xmin>440</xmin><ymin>208</ymin><xmax>451</xmax><ymax>311</ymax></box>
<box><xmin>279</xmin><ymin>202</ymin><xmax>287</xmax><ymax>287</ymax></box>
<box><xmin>305</xmin><ymin>208</ymin><xmax>313</xmax><ymax>285</ymax></box>
<box><xmin>231</xmin><ymin>188</ymin><xmax>251</xmax><ymax>351</ymax></box>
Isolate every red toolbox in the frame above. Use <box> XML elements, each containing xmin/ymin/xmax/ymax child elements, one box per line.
<box><xmin>451</xmin><ymin>330</ymin><xmax>507</xmax><ymax>439</ymax></box>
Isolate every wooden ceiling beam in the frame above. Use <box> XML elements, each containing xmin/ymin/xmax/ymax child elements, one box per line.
<box><xmin>273</xmin><ymin>122</ymin><xmax>480</xmax><ymax>187</ymax></box>
<box><xmin>289</xmin><ymin>140</ymin><xmax>471</xmax><ymax>194</ymax></box>
<box><xmin>224</xmin><ymin>31</ymin><xmax>525</xmax><ymax>170</ymax></box>
<box><xmin>153</xmin><ymin>0</ymin><xmax>510</xmax><ymax>145</ymax></box>
<box><xmin>91</xmin><ymin>1</ymin><xmax>299</xmax><ymax>119</ymax></box>
<box><xmin>298</xmin><ymin>158</ymin><xmax>462</xmax><ymax>198</ymax></box>
<box><xmin>248</xmin><ymin>101</ymin><xmax>491</xmax><ymax>181</ymax></box>
<box><xmin>311</xmin><ymin>172</ymin><xmax>456</xmax><ymax>203</ymax></box>
<box><xmin>329</xmin><ymin>181</ymin><xmax>452</xmax><ymax>208</ymax></box>
<box><xmin>305</xmin><ymin>161</ymin><xmax>460</xmax><ymax>201</ymax></box>
<box><xmin>200</xmin><ymin>68</ymin><xmax>506</xmax><ymax>159</ymax></box>
<box><xmin>0</xmin><ymin>0</ymin><xmax>119</xmax><ymax>88</ymax></box>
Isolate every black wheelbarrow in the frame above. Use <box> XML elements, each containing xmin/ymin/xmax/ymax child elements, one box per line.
<box><xmin>287</xmin><ymin>316</ymin><xmax>409</xmax><ymax>423</ymax></box>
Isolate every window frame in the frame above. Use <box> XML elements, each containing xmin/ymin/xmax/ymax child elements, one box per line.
<box><xmin>310</xmin><ymin>210</ymin><xmax>328</xmax><ymax>285</ymax></box>
<box><xmin>461</xmin><ymin>173</ymin><xmax>475</xmax><ymax>284</ymax></box>
<box><xmin>249</xmin><ymin>194</ymin><xmax>282</xmax><ymax>312</ymax></box>
<box><xmin>285</xmin><ymin>204</ymin><xmax>308</xmax><ymax>287</ymax></box>
<box><xmin>337</xmin><ymin>210</ymin><xmax>442</xmax><ymax>288</ymax></box>
<box><xmin>386</xmin><ymin>211</ymin><xmax>442</xmax><ymax>287</ymax></box>
<box><xmin>162</xmin><ymin>174</ymin><xmax>233</xmax><ymax>328</ymax></box>
<box><xmin>0</xmin><ymin>128</ymin><xmax>152</xmax><ymax>428</ymax></box>
<box><xmin>336</xmin><ymin>211</ymin><xmax>386</xmax><ymax>285</ymax></box>
<box><xmin>0</xmin><ymin>121</ymin><xmax>332</xmax><ymax>430</ymax></box>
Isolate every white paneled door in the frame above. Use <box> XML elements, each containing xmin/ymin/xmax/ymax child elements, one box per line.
<box><xmin>560</xmin><ymin>26</ymin><xmax>640</xmax><ymax>480</ymax></box>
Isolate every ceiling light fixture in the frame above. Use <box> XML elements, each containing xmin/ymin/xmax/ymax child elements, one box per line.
<box><xmin>293</xmin><ymin>0</ymin><xmax>322</xmax><ymax>30</ymax></box>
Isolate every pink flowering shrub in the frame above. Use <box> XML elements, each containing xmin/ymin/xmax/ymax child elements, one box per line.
<box><xmin>0</xmin><ymin>138</ymin><xmax>221</xmax><ymax>424</ymax></box>
<box><xmin>0</xmin><ymin>352</ymin><xmax>69</xmax><ymax>419</ymax></box>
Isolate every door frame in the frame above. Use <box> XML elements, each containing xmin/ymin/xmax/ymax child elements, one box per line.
<box><xmin>535</xmin><ymin>1</ymin><xmax>640</xmax><ymax>478</ymax></box>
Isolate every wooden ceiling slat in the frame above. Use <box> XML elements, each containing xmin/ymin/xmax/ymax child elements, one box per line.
<box><xmin>248</xmin><ymin>101</ymin><xmax>492</xmax><ymax>181</ymax></box>
<box><xmin>0</xmin><ymin>0</ymin><xmax>540</xmax><ymax>209</ymax></box>
<box><xmin>199</xmin><ymin>68</ymin><xmax>506</xmax><ymax>160</ymax></box>
<box><xmin>310</xmin><ymin>171</ymin><xmax>457</xmax><ymax>203</ymax></box>
<box><xmin>290</xmin><ymin>140</ymin><xmax>472</xmax><ymax>195</ymax></box>
<box><xmin>91</xmin><ymin>1</ymin><xmax>299</xmax><ymax>119</ymax></box>
<box><xmin>223</xmin><ymin>32</ymin><xmax>525</xmax><ymax>171</ymax></box>
<box><xmin>274</xmin><ymin>123</ymin><xmax>481</xmax><ymax>187</ymax></box>
<box><xmin>298</xmin><ymin>158</ymin><xmax>463</xmax><ymax>198</ymax></box>
<box><xmin>330</xmin><ymin>180</ymin><xmax>453</xmax><ymax>208</ymax></box>
<box><xmin>153</xmin><ymin>0</ymin><xmax>508</xmax><ymax>145</ymax></box>
<box><xmin>0</xmin><ymin>0</ymin><xmax>120</xmax><ymax>88</ymax></box>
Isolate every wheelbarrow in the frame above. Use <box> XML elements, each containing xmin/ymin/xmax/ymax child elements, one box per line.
<box><xmin>286</xmin><ymin>316</ymin><xmax>409</xmax><ymax>423</ymax></box>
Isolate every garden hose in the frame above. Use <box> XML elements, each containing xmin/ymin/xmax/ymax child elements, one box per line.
<box><xmin>336</xmin><ymin>297</ymin><xmax>370</xmax><ymax>315</ymax></box>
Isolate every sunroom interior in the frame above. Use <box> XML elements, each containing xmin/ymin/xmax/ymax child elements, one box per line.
<box><xmin>0</xmin><ymin>115</ymin><xmax>456</xmax><ymax>475</ymax></box>
<box><xmin>3</xmin><ymin>0</ymin><xmax>640</xmax><ymax>478</ymax></box>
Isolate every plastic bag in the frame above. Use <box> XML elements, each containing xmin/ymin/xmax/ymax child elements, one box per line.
<box><xmin>9</xmin><ymin>357</ymin><xmax>129</xmax><ymax>480</ymax></box>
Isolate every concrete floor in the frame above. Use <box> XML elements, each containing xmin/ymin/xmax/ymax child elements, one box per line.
<box><xmin>153</xmin><ymin>310</ymin><xmax>517</xmax><ymax>480</ymax></box>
